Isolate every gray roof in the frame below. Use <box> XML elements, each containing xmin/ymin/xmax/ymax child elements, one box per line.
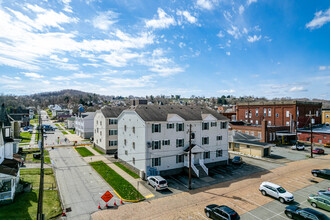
<box><xmin>133</xmin><ymin>105</ymin><xmax>228</xmax><ymax>122</ymax></box>
<box><xmin>80</xmin><ymin>112</ymin><xmax>96</xmax><ymax>119</ymax></box>
<box><xmin>100</xmin><ymin>106</ymin><xmax>127</xmax><ymax>118</ymax></box>
<box><xmin>228</xmin><ymin>130</ymin><xmax>273</xmax><ymax>148</ymax></box>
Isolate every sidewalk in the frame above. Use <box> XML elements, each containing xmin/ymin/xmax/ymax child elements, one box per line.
<box><xmin>82</xmin><ymin>145</ymin><xmax>154</xmax><ymax>200</ymax></box>
<box><xmin>28</xmin><ymin>125</ymin><xmax>37</xmax><ymax>148</ymax></box>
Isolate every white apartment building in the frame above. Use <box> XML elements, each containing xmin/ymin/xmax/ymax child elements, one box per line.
<box><xmin>117</xmin><ymin>105</ymin><xmax>229</xmax><ymax>178</ymax></box>
<box><xmin>93</xmin><ymin>106</ymin><xmax>126</xmax><ymax>154</ymax></box>
<box><xmin>75</xmin><ymin>112</ymin><xmax>96</xmax><ymax>139</ymax></box>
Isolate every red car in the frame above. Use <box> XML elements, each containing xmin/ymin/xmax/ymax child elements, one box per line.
<box><xmin>312</xmin><ymin>148</ymin><xmax>325</xmax><ymax>154</ymax></box>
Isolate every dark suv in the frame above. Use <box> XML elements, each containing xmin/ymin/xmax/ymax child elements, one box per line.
<box><xmin>204</xmin><ymin>204</ymin><xmax>240</xmax><ymax>220</ymax></box>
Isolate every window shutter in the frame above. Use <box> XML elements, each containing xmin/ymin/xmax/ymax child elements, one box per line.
<box><xmin>176</xmin><ymin>139</ymin><xmax>178</xmax><ymax>147</ymax></box>
<box><xmin>159</xmin><ymin>124</ymin><xmax>161</xmax><ymax>132</ymax></box>
<box><xmin>159</xmin><ymin>140</ymin><xmax>161</xmax><ymax>149</ymax></box>
<box><xmin>152</xmin><ymin>124</ymin><xmax>155</xmax><ymax>133</ymax></box>
<box><xmin>176</xmin><ymin>123</ymin><xmax>179</xmax><ymax>131</ymax></box>
<box><xmin>182</xmin><ymin>139</ymin><xmax>184</xmax><ymax>146</ymax></box>
<box><xmin>152</xmin><ymin>141</ymin><xmax>154</xmax><ymax>150</ymax></box>
<box><xmin>182</xmin><ymin>123</ymin><xmax>184</xmax><ymax>131</ymax></box>
<box><xmin>162</xmin><ymin>140</ymin><xmax>164</xmax><ymax>145</ymax></box>
<box><xmin>159</xmin><ymin>158</ymin><xmax>161</xmax><ymax>166</ymax></box>
<box><xmin>176</xmin><ymin>155</ymin><xmax>178</xmax><ymax>163</ymax></box>
<box><xmin>168</xmin><ymin>140</ymin><xmax>170</xmax><ymax>145</ymax></box>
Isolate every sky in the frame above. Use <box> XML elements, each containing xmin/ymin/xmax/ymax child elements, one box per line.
<box><xmin>0</xmin><ymin>0</ymin><xmax>329</xmax><ymax>99</ymax></box>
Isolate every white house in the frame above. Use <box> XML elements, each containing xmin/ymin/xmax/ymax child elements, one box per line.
<box><xmin>0</xmin><ymin>105</ymin><xmax>21</xmax><ymax>203</ymax></box>
<box><xmin>66</xmin><ymin>117</ymin><xmax>75</xmax><ymax>129</ymax></box>
<box><xmin>117</xmin><ymin>105</ymin><xmax>229</xmax><ymax>178</ymax></box>
<box><xmin>51</xmin><ymin>104</ymin><xmax>62</xmax><ymax>117</ymax></box>
<box><xmin>75</xmin><ymin>112</ymin><xmax>96</xmax><ymax>139</ymax></box>
<box><xmin>93</xmin><ymin>106</ymin><xmax>126</xmax><ymax>154</ymax></box>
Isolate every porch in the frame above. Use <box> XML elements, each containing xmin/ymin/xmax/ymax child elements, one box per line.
<box><xmin>183</xmin><ymin>145</ymin><xmax>208</xmax><ymax>178</ymax></box>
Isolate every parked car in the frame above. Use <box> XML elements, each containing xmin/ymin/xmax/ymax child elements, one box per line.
<box><xmin>259</xmin><ymin>182</ymin><xmax>294</xmax><ymax>203</ymax></box>
<box><xmin>204</xmin><ymin>204</ymin><xmax>240</xmax><ymax>220</ymax></box>
<box><xmin>284</xmin><ymin>206</ymin><xmax>329</xmax><ymax>220</ymax></box>
<box><xmin>232</xmin><ymin>156</ymin><xmax>243</xmax><ymax>165</ymax></box>
<box><xmin>312</xmin><ymin>148</ymin><xmax>324</xmax><ymax>154</ymax></box>
<box><xmin>324</xmin><ymin>143</ymin><xmax>330</xmax><ymax>148</ymax></box>
<box><xmin>307</xmin><ymin>194</ymin><xmax>330</xmax><ymax>211</ymax></box>
<box><xmin>318</xmin><ymin>189</ymin><xmax>330</xmax><ymax>198</ymax></box>
<box><xmin>292</xmin><ymin>143</ymin><xmax>305</xmax><ymax>150</ymax></box>
<box><xmin>147</xmin><ymin>176</ymin><xmax>168</xmax><ymax>191</ymax></box>
<box><xmin>311</xmin><ymin>169</ymin><xmax>330</xmax><ymax>179</ymax></box>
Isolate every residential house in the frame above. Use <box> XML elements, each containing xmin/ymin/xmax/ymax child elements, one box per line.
<box><xmin>0</xmin><ymin>104</ymin><xmax>21</xmax><ymax>203</ymax></box>
<box><xmin>228</xmin><ymin>130</ymin><xmax>274</xmax><ymax>157</ymax></box>
<box><xmin>66</xmin><ymin>117</ymin><xmax>75</xmax><ymax>129</ymax></box>
<box><xmin>75</xmin><ymin>112</ymin><xmax>96</xmax><ymax>139</ymax></box>
<box><xmin>8</xmin><ymin>107</ymin><xmax>30</xmax><ymax>127</ymax></box>
<box><xmin>93</xmin><ymin>106</ymin><xmax>126</xmax><ymax>154</ymax></box>
<box><xmin>117</xmin><ymin>105</ymin><xmax>229</xmax><ymax>178</ymax></box>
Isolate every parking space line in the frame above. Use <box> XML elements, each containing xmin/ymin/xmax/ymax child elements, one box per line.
<box><xmin>197</xmin><ymin>212</ymin><xmax>209</xmax><ymax>219</ymax></box>
<box><xmin>266</xmin><ymin>211</ymin><xmax>286</xmax><ymax>220</ymax></box>
<box><xmin>226</xmin><ymin>200</ymin><xmax>263</xmax><ymax>220</ymax></box>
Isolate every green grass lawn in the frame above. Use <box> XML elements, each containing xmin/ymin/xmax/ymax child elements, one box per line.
<box><xmin>69</xmin><ymin>130</ymin><xmax>75</xmax><ymax>134</ymax></box>
<box><xmin>76</xmin><ymin>147</ymin><xmax>94</xmax><ymax>157</ymax></box>
<box><xmin>92</xmin><ymin>146</ymin><xmax>105</xmax><ymax>155</ymax></box>
<box><xmin>22</xmin><ymin>148</ymin><xmax>40</xmax><ymax>153</ymax></box>
<box><xmin>20</xmin><ymin>168</ymin><xmax>55</xmax><ymax>189</ymax></box>
<box><xmin>60</xmin><ymin>123</ymin><xmax>65</xmax><ymax>127</ymax></box>
<box><xmin>20</xmin><ymin>132</ymin><xmax>32</xmax><ymax>143</ymax></box>
<box><xmin>0</xmin><ymin>190</ymin><xmax>62</xmax><ymax>220</ymax></box>
<box><xmin>90</xmin><ymin>161</ymin><xmax>144</xmax><ymax>201</ymax></box>
<box><xmin>114</xmin><ymin>162</ymin><xmax>139</xmax><ymax>179</ymax></box>
<box><xmin>54</xmin><ymin>123</ymin><xmax>59</xmax><ymax>127</ymax></box>
<box><xmin>61</xmin><ymin>131</ymin><xmax>68</xmax><ymax>135</ymax></box>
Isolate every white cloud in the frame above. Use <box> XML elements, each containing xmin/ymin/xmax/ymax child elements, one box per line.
<box><xmin>149</xmin><ymin>66</ymin><xmax>184</xmax><ymax>77</ymax></box>
<box><xmin>242</xmin><ymin>28</ymin><xmax>248</xmax><ymax>34</ymax></box>
<box><xmin>52</xmin><ymin>76</ymin><xmax>69</xmax><ymax>81</ymax></box>
<box><xmin>145</xmin><ymin>8</ymin><xmax>176</xmax><ymax>29</ymax></box>
<box><xmin>217</xmin><ymin>89</ymin><xmax>235</xmax><ymax>93</ymax></box>
<box><xmin>288</xmin><ymin>86</ymin><xmax>307</xmax><ymax>92</ymax></box>
<box><xmin>247</xmin><ymin>0</ymin><xmax>257</xmax><ymax>6</ymax></box>
<box><xmin>223</xmin><ymin>11</ymin><xmax>232</xmax><ymax>22</ymax></box>
<box><xmin>22</xmin><ymin>72</ymin><xmax>44</xmax><ymax>79</ymax></box>
<box><xmin>217</xmin><ymin>31</ymin><xmax>224</xmax><ymax>38</ymax></box>
<box><xmin>102</xmin><ymin>75</ymin><xmax>155</xmax><ymax>88</ymax></box>
<box><xmin>319</xmin><ymin>66</ymin><xmax>330</xmax><ymax>71</ymax></box>
<box><xmin>100</xmin><ymin>51</ymin><xmax>140</xmax><ymax>67</ymax></box>
<box><xmin>50</xmin><ymin>55</ymin><xmax>68</xmax><ymax>62</ymax></box>
<box><xmin>226</xmin><ymin>51</ymin><xmax>230</xmax><ymax>56</ymax></box>
<box><xmin>239</xmin><ymin>5</ymin><xmax>245</xmax><ymax>15</ymax></box>
<box><xmin>196</xmin><ymin>0</ymin><xmax>214</xmax><ymax>10</ymax></box>
<box><xmin>179</xmin><ymin>42</ymin><xmax>186</xmax><ymax>48</ymax></box>
<box><xmin>72</xmin><ymin>73</ymin><xmax>93</xmax><ymax>79</ymax></box>
<box><xmin>93</xmin><ymin>10</ymin><xmax>119</xmax><ymax>31</ymax></box>
<box><xmin>247</xmin><ymin>35</ymin><xmax>261</xmax><ymax>42</ymax></box>
<box><xmin>227</xmin><ymin>25</ymin><xmax>241</xmax><ymax>39</ymax></box>
<box><xmin>177</xmin><ymin>10</ymin><xmax>197</xmax><ymax>24</ymax></box>
<box><xmin>306</xmin><ymin>8</ymin><xmax>330</xmax><ymax>29</ymax></box>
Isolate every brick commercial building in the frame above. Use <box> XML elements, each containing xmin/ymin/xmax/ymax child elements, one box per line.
<box><xmin>236</xmin><ymin>100</ymin><xmax>322</xmax><ymax>131</ymax></box>
<box><xmin>298</xmin><ymin>125</ymin><xmax>330</xmax><ymax>145</ymax></box>
<box><xmin>322</xmin><ymin>109</ymin><xmax>330</xmax><ymax>125</ymax></box>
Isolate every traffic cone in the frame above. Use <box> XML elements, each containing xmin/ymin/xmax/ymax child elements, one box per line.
<box><xmin>105</xmin><ymin>203</ymin><xmax>108</xmax><ymax>208</ymax></box>
<box><xmin>62</xmin><ymin>209</ymin><xmax>66</xmax><ymax>216</ymax></box>
<box><xmin>113</xmin><ymin>201</ymin><xmax>117</xmax><ymax>206</ymax></box>
<box><xmin>98</xmin><ymin>203</ymin><xmax>101</xmax><ymax>209</ymax></box>
<box><xmin>120</xmin><ymin>200</ymin><xmax>124</xmax><ymax>205</ymax></box>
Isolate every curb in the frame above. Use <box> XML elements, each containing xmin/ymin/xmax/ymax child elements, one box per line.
<box><xmin>113</xmin><ymin>190</ymin><xmax>143</xmax><ymax>203</ymax></box>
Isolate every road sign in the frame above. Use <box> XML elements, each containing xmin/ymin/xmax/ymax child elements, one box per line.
<box><xmin>101</xmin><ymin>191</ymin><xmax>113</xmax><ymax>203</ymax></box>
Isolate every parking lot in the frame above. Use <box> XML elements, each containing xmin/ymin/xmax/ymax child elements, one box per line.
<box><xmin>240</xmin><ymin>180</ymin><xmax>330</xmax><ymax>220</ymax></box>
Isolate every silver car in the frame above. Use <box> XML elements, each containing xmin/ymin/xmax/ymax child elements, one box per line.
<box><xmin>147</xmin><ymin>176</ymin><xmax>168</xmax><ymax>191</ymax></box>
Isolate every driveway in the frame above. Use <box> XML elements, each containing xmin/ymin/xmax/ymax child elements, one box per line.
<box><xmin>50</xmin><ymin>147</ymin><xmax>119</xmax><ymax>220</ymax></box>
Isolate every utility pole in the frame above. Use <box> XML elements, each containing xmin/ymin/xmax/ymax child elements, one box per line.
<box><xmin>37</xmin><ymin>114</ymin><xmax>41</xmax><ymax>142</ymax></box>
<box><xmin>188</xmin><ymin>124</ymin><xmax>192</xmax><ymax>190</ymax></box>
<box><xmin>37</xmin><ymin>116</ymin><xmax>44</xmax><ymax>220</ymax></box>
<box><xmin>306</xmin><ymin>114</ymin><xmax>315</xmax><ymax>158</ymax></box>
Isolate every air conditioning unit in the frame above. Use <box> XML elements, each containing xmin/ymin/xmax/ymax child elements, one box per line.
<box><xmin>147</xmin><ymin>141</ymin><xmax>151</xmax><ymax>148</ymax></box>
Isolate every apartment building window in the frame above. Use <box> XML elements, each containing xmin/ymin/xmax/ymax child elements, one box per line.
<box><xmin>100</xmin><ymin>131</ymin><xmax>102</xmax><ymax>136</ymax></box>
<box><xmin>216</xmin><ymin>149</ymin><xmax>223</xmax><ymax>157</ymax></box>
<box><xmin>327</xmin><ymin>114</ymin><xmax>329</xmax><ymax>118</ymax></box>
<box><xmin>269</xmin><ymin>133</ymin><xmax>272</xmax><ymax>141</ymax></box>
<box><xmin>162</xmin><ymin>140</ymin><xmax>170</xmax><ymax>146</ymax></box>
<box><xmin>152</xmin><ymin>124</ymin><xmax>161</xmax><ymax>133</ymax></box>
<box><xmin>203</xmin><ymin>151</ymin><xmax>210</xmax><ymax>159</ymax></box>
<box><xmin>124</xmin><ymin>139</ymin><xmax>127</xmax><ymax>145</ymax></box>
<box><xmin>220</xmin><ymin>122</ymin><xmax>227</xmax><ymax>129</ymax></box>
<box><xmin>176</xmin><ymin>123</ymin><xmax>184</xmax><ymax>131</ymax></box>
<box><xmin>124</xmin><ymin>125</ymin><xmax>127</xmax><ymax>131</ymax></box>
<box><xmin>125</xmin><ymin>150</ymin><xmax>128</xmax><ymax>155</ymax></box>
<box><xmin>251</xmin><ymin>132</ymin><xmax>254</xmax><ymax>136</ymax></box>
<box><xmin>202</xmin><ymin>122</ymin><xmax>209</xmax><ymax>130</ymax></box>
<box><xmin>97</xmin><ymin>128</ymin><xmax>99</xmax><ymax>133</ymax></box>
<box><xmin>316</xmin><ymin>110</ymin><xmax>319</xmax><ymax>117</ymax></box>
<box><xmin>256</xmin><ymin>108</ymin><xmax>259</xmax><ymax>116</ymax></box>
<box><xmin>132</xmin><ymin>126</ymin><xmax>135</xmax><ymax>133</ymax></box>
<box><xmin>133</xmin><ymin>142</ymin><xmax>135</xmax><ymax>149</ymax></box>
<box><xmin>245</xmin><ymin>131</ymin><xmax>249</xmax><ymax>135</ymax></box>
<box><xmin>152</xmin><ymin>158</ymin><xmax>161</xmax><ymax>167</ymax></box>
<box><xmin>258</xmin><ymin>132</ymin><xmax>261</xmax><ymax>138</ymax></box>
<box><xmin>263</xmin><ymin>108</ymin><xmax>266</xmax><ymax>117</ymax></box>
<box><xmin>286</xmin><ymin>111</ymin><xmax>289</xmax><ymax>118</ymax></box>
<box><xmin>286</xmin><ymin>121</ymin><xmax>289</xmax><ymax>126</ymax></box>
<box><xmin>268</xmin><ymin>108</ymin><xmax>271</xmax><ymax>117</ymax></box>
<box><xmin>268</xmin><ymin>121</ymin><xmax>271</xmax><ymax>125</ymax></box>
<box><xmin>109</xmin><ymin>119</ymin><xmax>117</xmax><ymax>125</ymax></box>
<box><xmin>133</xmin><ymin>157</ymin><xmax>135</xmax><ymax>165</ymax></box>
<box><xmin>216</xmin><ymin>135</ymin><xmax>222</xmax><ymax>141</ymax></box>
<box><xmin>191</xmin><ymin>133</ymin><xmax>195</xmax><ymax>139</ymax></box>
<box><xmin>100</xmin><ymin>121</ymin><xmax>102</xmax><ymax>126</ymax></box>
<box><xmin>251</xmin><ymin>120</ymin><xmax>253</xmax><ymax>124</ymax></box>
<box><xmin>256</xmin><ymin>120</ymin><xmax>258</xmax><ymax>125</ymax></box>
<box><xmin>96</xmin><ymin>120</ymin><xmax>98</xmax><ymax>125</ymax></box>
<box><xmin>249</xmin><ymin>111</ymin><xmax>251</xmax><ymax>118</ymax></box>
<box><xmin>109</xmin><ymin>129</ymin><xmax>118</xmax><ymax>135</ymax></box>
<box><xmin>176</xmin><ymin>139</ymin><xmax>184</xmax><ymax>147</ymax></box>
<box><xmin>211</xmin><ymin>122</ymin><xmax>217</xmax><ymax>127</ymax></box>
<box><xmin>176</xmin><ymin>155</ymin><xmax>184</xmax><ymax>163</ymax></box>
<box><xmin>167</xmin><ymin>123</ymin><xmax>174</xmax><ymax>129</ymax></box>
<box><xmin>276</xmin><ymin>113</ymin><xmax>279</xmax><ymax>118</ymax></box>
<box><xmin>152</xmin><ymin>140</ymin><xmax>161</xmax><ymax>150</ymax></box>
<box><xmin>109</xmin><ymin>140</ymin><xmax>117</xmax><ymax>146</ymax></box>
<box><xmin>245</xmin><ymin>110</ymin><xmax>248</xmax><ymax>118</ymax></box>
<box><xmin>202</xmin><ymin>137</ymin><xmax>209</xmax><ymax>145</ymax></box>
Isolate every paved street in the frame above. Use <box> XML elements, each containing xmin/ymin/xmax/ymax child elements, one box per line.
<box><xmin>92</xmin><ymin>154</ymin><xmax>330</xmax><ymax>220</ymax></box>
<box><xmin>50</xmin><ymin>147</ymin><xmax>120</xmax><ymax>219</ymax></box>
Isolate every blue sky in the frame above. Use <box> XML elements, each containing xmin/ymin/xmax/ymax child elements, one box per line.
<box><xmin>0</xmin><ymin>0</ymin><xmax>329</xmax><ymax>99</ymax></box>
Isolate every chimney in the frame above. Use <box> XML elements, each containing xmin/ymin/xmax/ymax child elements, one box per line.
<box><xmin>261</xmin><ymin>119</ymin><xmax>267</xmax><ymax>143</ymax></box>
